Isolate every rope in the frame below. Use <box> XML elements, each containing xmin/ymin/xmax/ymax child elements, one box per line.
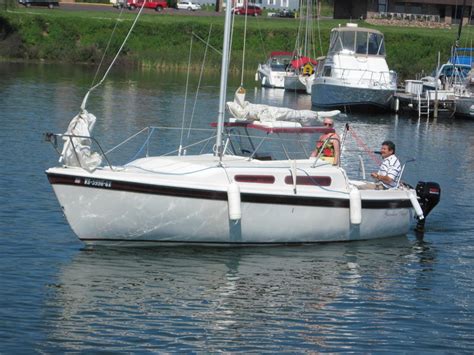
<box><xmin>255</xmin><ymin>13</ymin><xmax>267</xmax><ymax>62</ymax></box>
<box><xmin>192</xmin><ymin>32</ymin><xmax>222</xmax><ymax>55</ymax></box>
<box><xmin>316</xmin><ymin>0</ymin><xmax>323</xmax><ymax>57</ymax></box>
<box><xmin>127</xmin><ymin>127</ymin><xmax>156</xmax><ymax>163</ymax></box>
<box><xmin>90</xmin><ymin>5</ymin><xmax>125</xmax><ymax>88</ymax></box>
<box><xmin>240</xmin><ymin>4</ymin><xmax>249</xmax><ymax>87</ymax></box>
<box><xmin>348</xmin><ymin>126</ymin><xmax>381</xmax><ymax>165</ymax></box>
<box><xmin>187</xmin><ymin>26</ymin><xmax>213</xmax><ymax>141</ymax></box>
<box><xmin>80</xmin><ymin>0</ymin><xmax>147</xmax><ymax>111</ymax></box>
<box><xmin>179</xmin><ymin>34</ymin><xmax>194</xmax><ymax>155</ymax></box>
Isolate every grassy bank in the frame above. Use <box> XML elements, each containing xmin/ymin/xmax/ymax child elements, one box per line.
<box><xmin>0</xmin><ymin>7</ymin><xmax>462</xmax><ymax>80</ymax></box>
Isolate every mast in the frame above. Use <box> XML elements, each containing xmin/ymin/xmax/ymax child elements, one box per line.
<box><xmin>215</xmin><ymin>0</ymin><xmax>233</xmax><ymax>159</ymax></box>
<box><xmin>456</xmin><ymin>0</ymin><xmax>467</xmax><ymax>47</ymax></box>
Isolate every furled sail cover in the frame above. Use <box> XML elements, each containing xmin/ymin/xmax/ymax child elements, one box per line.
<box><xmin>59</xmin><ymin>111</ymin><xmax>102</xmax><ymax>172</ymax></box>
<box><xmin>227</xmin><ymin>94</ymin><xmax>340</xmax><ymax>126</ymax></box>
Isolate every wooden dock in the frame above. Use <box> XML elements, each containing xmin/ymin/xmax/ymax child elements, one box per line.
<box><xmin>394</xmin><ymin>90</ymin><xmax>455</xmax><ymax>118</ymax></box>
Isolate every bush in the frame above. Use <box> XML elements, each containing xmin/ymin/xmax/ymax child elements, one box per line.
<box><xmin>0</xmin><ymin>12</ymin><xmax>460</xmax><ymax>80</ymax></box>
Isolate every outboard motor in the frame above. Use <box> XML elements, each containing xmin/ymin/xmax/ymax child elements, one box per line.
<box><xmin>415</xmin><ymin>181</ymin><xmax>441</xmax><ymax>233</ymax></box>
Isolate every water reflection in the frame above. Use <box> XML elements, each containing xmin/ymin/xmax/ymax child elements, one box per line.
<box><xmin>42</xmin><ymin>238</ymin><xmax>440</xmax><ymax>352</ymax></box>
<box><xmin>2</xmin><ymin>63</ymin><xmax>474</xmax><ymax>352</ymax></box>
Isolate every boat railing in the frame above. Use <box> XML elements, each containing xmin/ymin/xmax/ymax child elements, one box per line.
<box><xmin>46</xmin><ymin>124</ymin><xmax>345</xmax><ymax>169</ymax></box>
<box><xmin>46</xmin><ymin>125</ymin><xmax>398</xmax><ymax>183</ymax></box>
<box><xmin>104</xmin><ymin>126</ymin><xmax>220</xmax><ymax>161</ymax></box>
<box><xmin>395</xmin><ymin>158</ymin><xmax>416</xmax><ymax>188</ymax></box>
<box><xmin>310</xmin><ymin>136</ymin><xmax>341</xmax><ymax>168</ymax></box>
<box><xmin>358</xmin><ymin>155</ymin><xmax>366</xmax><ymax>179</ymax></box>
<box><xmin>44</xmin><ymin>126</ymin><xmax>218</xmax><ymax>170</ymax></box>
<box><xmin>44</xmin><ymin>132</ymin><xmax>116</xmax><ymax>170</ymax></box>
<box><xmin>334</xmin><ymin>68</ymin><xmax>397</xmax><ymax>87</ymax></box>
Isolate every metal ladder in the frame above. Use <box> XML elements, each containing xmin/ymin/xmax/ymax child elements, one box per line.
<box><xmin>417</xmin><ymin>92</ymin><xmax>430</xmax><ymax>118</ymax></box>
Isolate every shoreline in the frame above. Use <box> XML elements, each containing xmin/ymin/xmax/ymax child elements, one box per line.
<box><xmin>0</xmin><ymin>9</ymin><xmax>459</xmax><ymax>80</ymax></box>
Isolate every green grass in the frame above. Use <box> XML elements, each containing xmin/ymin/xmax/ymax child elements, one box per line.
<box><xmin>0</xmin><ymin>7</ymin><xmax>463</xmax><ymax>80</ymax></box>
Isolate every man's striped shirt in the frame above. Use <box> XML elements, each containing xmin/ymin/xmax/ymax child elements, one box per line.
<box><xmin>378</xmin><ymin>154</ymin><xmax>401</xmax><ymax>188</ymax></box>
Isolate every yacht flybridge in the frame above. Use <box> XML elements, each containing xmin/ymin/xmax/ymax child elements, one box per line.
<box><xmin>45</xmin><ymin>6</ymin><xmax>440</xmax><ymax>246</ymax></box>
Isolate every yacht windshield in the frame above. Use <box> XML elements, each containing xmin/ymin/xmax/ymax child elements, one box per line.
<box><xmin>437</xmin><ymin>64</ymin><xmax>471</xmax><ymax>79</ymax></box>
<box><xmin>269</xmin><ymin>55</ymin><xmax>292</xmax><ymax>71</ymax></box>
<box><xmin>368</xmin><ymin>32</ymin><xmax>385</xmax><ymax>55</ymax></box>
<box><xmin>329</xmin><ymin>30</ymin><xmax>385</xmax><ymax>56</ymax></box>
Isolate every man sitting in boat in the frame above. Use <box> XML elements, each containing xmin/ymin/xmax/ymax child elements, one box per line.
<box><xmin>310</xmin><ymin>118</ymin><xmax>340</xmax><ymax>165</ymax></box>
<box><xmin>371</xmin><ymin>140</ymin><xmax>401</xmax><ymax>188</ymax></box>
<box><xmin>360</xmin><ymin>140</ymin><xmax>401</xmax><ymax>190</ymax></box>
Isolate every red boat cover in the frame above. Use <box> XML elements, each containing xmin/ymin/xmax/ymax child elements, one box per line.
<box><xmin>269</xmin><ymin>51</ymin><xmax>294</xmax><ymax>58</ymax></box>
<box><xmin>211</xmin><ymin>121</ymin><xmax>334</xmax><ymax>134</ymax></box>
<box><xmin>290</xmin><ymin>56</ymin><xmax>317</xmax><ymax>69</ymax></box>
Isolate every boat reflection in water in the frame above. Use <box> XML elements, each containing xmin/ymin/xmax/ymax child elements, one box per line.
<box><xmin>44</xmin><ymin>238</ymin><xmax>437</xmax><ymax>351</ymax></box>
<box><xmin>252</xmin><ymin>86</ymin><xmax>312</xmax><ymax>110</ymax></box>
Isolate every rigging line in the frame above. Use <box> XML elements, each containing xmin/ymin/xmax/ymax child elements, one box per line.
<box><xmin>349</xmin><ymin>127</ymin><xmax>381</xmax><ymax>166</ymax></box>
<box><xmin>105</xmin><ymin>126</ymin><xmax>149</xmax><ymax>155</ymax></box>
<box><xmin>186</xmin><ymin>25</ymin><xmax>213</xmax><ymax>141</ymax></box>
<box><xmin>80</xmin><ymin>0</ymin><xmax>147</xmax><ymax>111</ymax></box>
<box><xmin>294</xmin><ymin>0</ymin><xmax>305</xmax><ymax>57</ymax></box>
<box><xmin>254</xmin><ymin>11</ymin><xmax>267</xmax><ymax>62</ymax></box>
<box><xmin>304</xmin><ymin>0</ymin><xmax>310</xmax><ymax>56</ymax></box>
<box><xmin>91</xmin><ymin>5</ymin><xmax>125</xmax><ymax>88</ymax></box>
<box><xmin>192</xmin><ymin>32</ymin><xmax>222</xmax><ymax>55</ymax></box>
<box><xmin>179</xmin><ymin>34</ymin><xmax>194</xmax><ymax>155</ymax></box>
<box><xmin>240</xmin><ymin>3</ymin><xmax>249</xmax><ymax>87</ymax></box>
<box><xmin>229</xmin><ymin>9</ymin><xmax>236</xmax><ymax>67</ymax></box>
<box><xmin>309</xmin><ymin>0</ymin><xmax>316</xmax><ymax>59</ymax></box>
<box><xmin>316</xmin><ymin>0</ymin><xmax>323</xmax><ymax>57</ymax></box>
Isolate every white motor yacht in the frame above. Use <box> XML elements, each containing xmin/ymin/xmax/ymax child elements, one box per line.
<box><xmin>256</xmin><ymin>51</ymin><xmax>294</xmax><ymax>88</ymax></box>
<box><xmin>311</xmin><ymin>24</ymin><xmax>397</xmax><ymax>111</ymax></box>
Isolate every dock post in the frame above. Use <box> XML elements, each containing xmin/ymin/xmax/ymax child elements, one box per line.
<box><xmin>434</xmin><ymin>52</ymin><xmax>440</xmax><ymax>118</ymax></box>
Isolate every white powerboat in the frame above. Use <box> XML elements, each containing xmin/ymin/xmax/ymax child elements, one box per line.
<box><xmin>256</xmin><ymin>51</ymin><xmax>294</xmax><ymax>88</ymax></box>
<box><xmin>45</xmin><ymin>7</ymin><xmax>440</xmax><ymax>246</ymax></box>
<box><xmin>311</xmin><ymin>24</ymin><xmax>397</xmax><ymax>111</ymax></box>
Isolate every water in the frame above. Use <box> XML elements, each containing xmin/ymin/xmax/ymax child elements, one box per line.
<box><xmin>1</xmin><ymin>63</ymin><xmax>473</xmax><ymax>352</ymax></box>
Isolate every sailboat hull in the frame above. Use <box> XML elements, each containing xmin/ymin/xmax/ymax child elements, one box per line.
<box><xmin>284</xmin><ymin>75</ymin><xmax>307</xmax><ymax>92</ymax></box>
<box><xmin>47</xmin><ymin>162</ymin><xmax>413</xmax><ymax>246</ymax></box>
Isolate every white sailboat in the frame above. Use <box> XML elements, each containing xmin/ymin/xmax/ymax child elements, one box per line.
<box><xmin>283</xmin><ymin>0</ymin><xmax>318</xmax><ymax>93</ymax></box>
<box><xmin>45</xmin><ymin>5</ymin><xmax>440</xmax><ymax>246</ymax></box>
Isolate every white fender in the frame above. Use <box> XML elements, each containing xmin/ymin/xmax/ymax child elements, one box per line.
<box><xmin>394</xmin><ymin>97</ymin><xmax>400</xmax><ymax>113</ymax></box>
<box><xmin>227</xmin><ymin>182</ymin><xmax>241</xmax><ymax>220</ymax></box>
<box><xmin>349</xmin><ymin>187</ymin><xmax>362</xmax><ymax>225</ymax></box>
<box><xmin>255</xmin><ymin>72</ymin><xmax>259</xmax><ymax>82</ymax></box>
<box><xmin>408</xmin><ymin>190</ymin><xmax>424</xmax><ymax>220</ymax></box>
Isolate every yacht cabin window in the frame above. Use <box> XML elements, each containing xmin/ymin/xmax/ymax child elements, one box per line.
<box><xmin>322</xmin><ymin>66</ymin><xmax>332</xmax><ymax>77</ymax></box>
<box><xmin>356</xmin><ymin>32</ymin><xmax>368</xmax><ymax>54</ymax></box>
